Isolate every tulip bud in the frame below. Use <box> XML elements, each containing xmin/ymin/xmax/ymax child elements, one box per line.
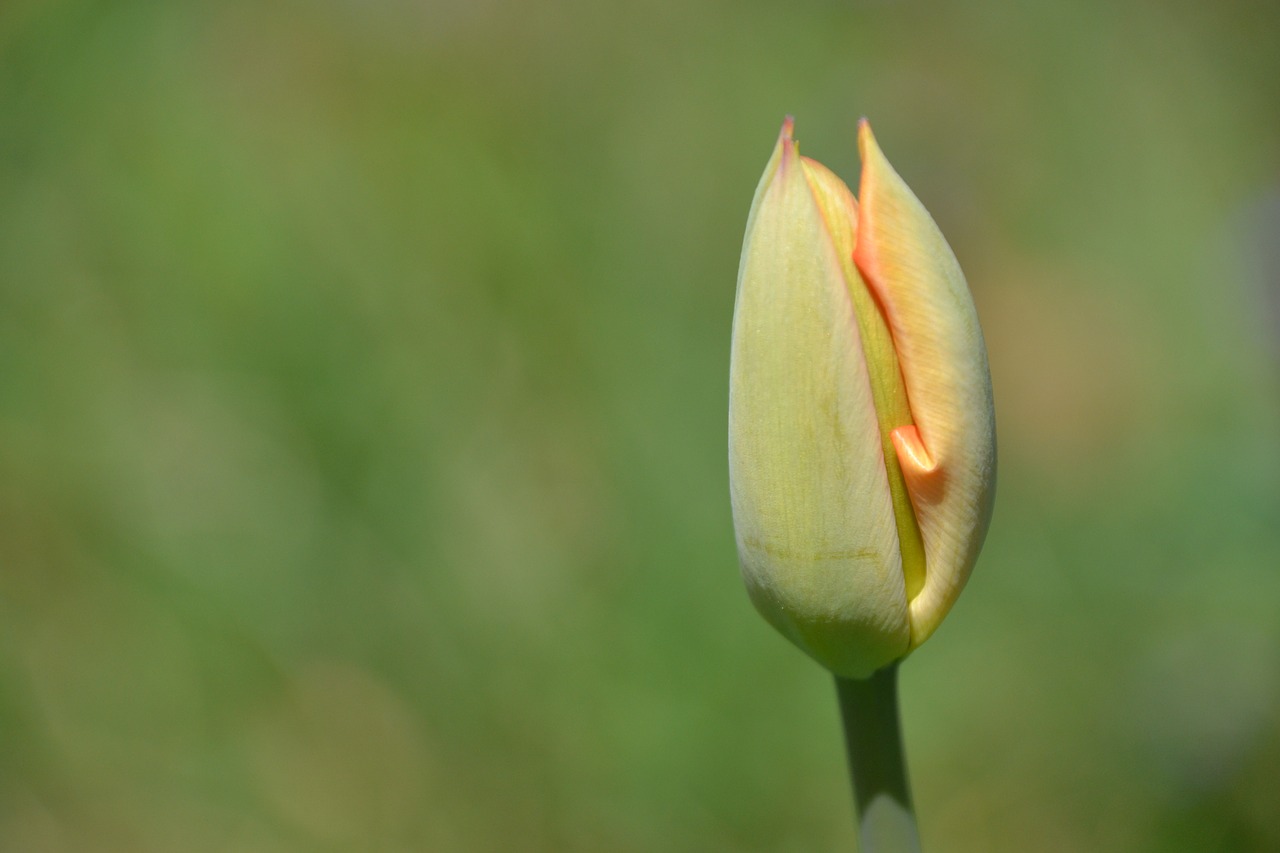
<box><xmin>729</xmin><ymin>117</ymin><xmax>996</xmax><ymax>678</ymax></box>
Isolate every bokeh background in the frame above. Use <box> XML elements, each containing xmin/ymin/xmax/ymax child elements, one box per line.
<box><xmin>3</xmin><ymin>0</ymin><xmax>1279</xmax><ymax>850</ymax></box>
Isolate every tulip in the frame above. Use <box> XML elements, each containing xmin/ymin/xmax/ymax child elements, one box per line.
<box><xmin>728</xmin><ymin>117</ymin><xmax>996</xmax><ymax>679</ymax></box>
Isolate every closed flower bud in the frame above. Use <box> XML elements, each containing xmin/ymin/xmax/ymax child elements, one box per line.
<box><xmin>729</xmin><ymin>117</ymin><xmax>996</xmax><ymax>678</ymax></box>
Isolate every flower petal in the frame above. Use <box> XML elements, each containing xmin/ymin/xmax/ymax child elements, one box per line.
<box><xmin>801</xmin><ymin>154</ymin><xmax>928</xmax><ymax>604</ymax></box>
<box><xmin>854</xmin><ymin>120</ymin><xmax>997</xmax><ymax>648</ymax></box>
<box><xmin>729</xmin><ymin>119</ymin><xmax>910</xmax><ymax>677</ymax></box>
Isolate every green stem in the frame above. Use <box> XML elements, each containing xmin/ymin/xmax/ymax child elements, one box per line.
<box><xmin>835</xmin><ymin>664</ymin><xmax>922</xmax><ymax>853</ymax></box>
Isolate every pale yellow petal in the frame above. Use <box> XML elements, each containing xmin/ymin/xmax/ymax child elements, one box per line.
<box><xmin>801</xmin><ymin>155</ymin><xmax>928</xmax><ymax>604</ymax></box>
<box><xmin>854</xmin><ymin>120</ymin><xmax>997</xmax><ymax>648</ymax></box>
<box><xmin>729</xmin><ymin>120</ymin><xmax>909</xmax><ymax>677</ymax></box>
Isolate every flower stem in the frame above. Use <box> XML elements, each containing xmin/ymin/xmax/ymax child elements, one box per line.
<box><xmin>835</xmin><ymin>663</ymin><xmax>922</xmax><ymax>853</ymax></box>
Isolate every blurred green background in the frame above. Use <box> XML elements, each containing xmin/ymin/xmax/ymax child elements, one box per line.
<box><xmin>2</xmin><ymin>0</ymin><xmax>1279</xmax><ymax>850</ymax></box>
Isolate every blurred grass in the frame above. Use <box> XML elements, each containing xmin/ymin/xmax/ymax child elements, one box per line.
<box><xmin>2</xmin><ymin>0</ymin><xmax>1279</xmax><ymax>850</ymax></box>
